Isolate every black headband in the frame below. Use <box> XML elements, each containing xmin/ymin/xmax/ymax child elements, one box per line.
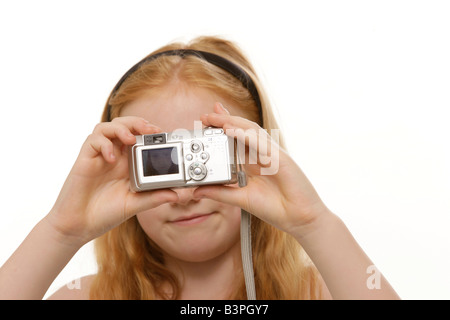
<box><xmin>105</xmin><ymin>49</ymin><xmax>263</xmax><ymax>126</ymax></box>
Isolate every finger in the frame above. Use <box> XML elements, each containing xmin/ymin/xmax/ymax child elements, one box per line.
<box><xmin>201</xmin><ymin>112</ymin><xmax>260</xmax><ymax>132</ymax></box>
<box><xmin>202</xmin><ymin>113</ymin><xmax>272</xmax><ymax>152</ymax></box>
<box><xmin>217</xmin><ymin>114</ymin><xmax>274</xmax><ymax>155</ymax></box>
<box><xmin>111</xmin><ymin>116</ymin><xmax>162</xmax><ymax>136</ymax></box>
<box><xmin>82</xmin><ymin>133</ymin><xmax>114</xmax><ymax>162</ymax></box>
<box><xmin>214</xmin><ymin>102</ymin><xmax>231</xmax><ymax>115</ymax></box>
<box><xmin>92</xmin><ymin>122</ymin><xmax>136</xmax><ymax>147</ymax></box>
<box><xmin>125</xmin><ymin>189</ymin><xmax>179</xmax><ymax>218</ymax></box>
<box><xmin>233</xmin><ymin>127</ymin><xmax>280</xmax><ymax>168</ymax></box>
<box><xmin>201</xmin><ymin>102</ymin><xmax>230</xmax><ymax>126</ymax></box>
<box><xmin>93</xmin><ymin>119</ymin><xmax>161</xmax><ymax>146</ymax></box>
<box><xmin>193</xmin><ymin>185</ymin><xmax>249</xmax><ymax>210</ymax></box>
<box><xmin>201</xmin><ymin>111</ymin><xmax>280</xmax><ymax>172</ymax></box>
<box><xmin>200</xmin><ymin>112</ymin><xmax>261</xmax><ymax>149</ymax></box>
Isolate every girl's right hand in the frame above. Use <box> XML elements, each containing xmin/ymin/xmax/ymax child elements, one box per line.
<box><xmin>45</xmin><ymin>116</ymin><xmax>179</xmax><ymax>246</ymax></box>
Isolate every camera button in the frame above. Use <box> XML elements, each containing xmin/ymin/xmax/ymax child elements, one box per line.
<box><xmin>200</xmin><ymin>152</ymin><xmax>209</xmax><ymax>161</ymax></box>
<box><xmin>204</xmin><ymin>129</ymin><xmax>213</xmax><ymax>135</ymax></box>
<box><xmin>188</xmin><ymin>162</ymin><xmax>207</xmax><ymax>180</ymax></box>
<box><xmin>190</xmin><ymin>141</ymin><xmax>203</xmax><ymax>153</ymax></box>
<box><xmin>186</xmin><ymin>154</ymin><xmax>193</xmax><ymax>161</ymax></box>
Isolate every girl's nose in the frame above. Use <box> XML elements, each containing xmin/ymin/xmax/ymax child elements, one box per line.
<box><xmin>171</xmin><ymin>187</ymin><xmax>200</xmax><ymax>205</ymax></box>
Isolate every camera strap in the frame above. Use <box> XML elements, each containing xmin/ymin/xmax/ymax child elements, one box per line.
<box><xmin>240</xmin><ymin>208</ymin><xmax>256</xmax><ymax>300</ymax></box>
<box><xmin>237</xmin><ymin>142</ymin><xmax>256</xmax><ymax>300</ymax></box>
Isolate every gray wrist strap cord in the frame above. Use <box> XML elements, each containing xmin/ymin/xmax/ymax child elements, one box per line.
<box><xmin>237</xmin><ymin>159</ymin><xmax>256</xmax><ymax>299</ymax></box>
<box><xmin>240</xmin><ymin>208</ymin><xmax>256</xmax><ymax>300</ymax></box>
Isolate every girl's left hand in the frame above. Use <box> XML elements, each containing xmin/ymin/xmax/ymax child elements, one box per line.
<box><xmin>194</xmin><ymin>103</ymin><xmax>331</xmax><ymax>239</ymax></box>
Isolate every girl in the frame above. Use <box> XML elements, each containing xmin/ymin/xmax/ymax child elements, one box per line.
<box><xmin>0</xmin><ymin>36</ymin><xmax>399</xmax><ymax>300</ymax></box>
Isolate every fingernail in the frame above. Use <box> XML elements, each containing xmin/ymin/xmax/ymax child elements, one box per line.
<box><xmin>217</xmin><ymin>102</ymin><xmax>227</xmax><ymax>112</ymax></box>
<box><xmin>145</xmin><ymin>123</ymin><xmax>159</xmax><ymax>130</ymax></box>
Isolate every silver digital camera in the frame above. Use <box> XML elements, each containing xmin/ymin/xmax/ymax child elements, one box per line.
<box><xmin>128</xmin><ymin>127</ymin><xmax>238</xmax><ymax>191</ymax></box>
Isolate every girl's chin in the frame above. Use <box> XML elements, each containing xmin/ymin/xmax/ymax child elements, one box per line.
<box><xmin>161</xmin><ymin>235</ymin><xmax>240</xmax><ymax>263</ymax></box>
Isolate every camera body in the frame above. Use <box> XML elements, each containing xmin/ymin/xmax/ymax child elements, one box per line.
<box><xmin>128</xmin><ymin>127</ymin><xmax>238</xmax><ymax>191</ymax></box>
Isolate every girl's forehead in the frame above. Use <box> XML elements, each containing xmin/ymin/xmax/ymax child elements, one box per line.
<box><xmin>120</xmin><ymin>86</ymin><xmax>242</xmax><ymax>132</ymax></box>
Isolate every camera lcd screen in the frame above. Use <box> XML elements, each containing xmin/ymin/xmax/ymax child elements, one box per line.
<box><xmin>142</xmin><ymin>147</ymin><xmax>179</xmax><ymax>177</ymax></box>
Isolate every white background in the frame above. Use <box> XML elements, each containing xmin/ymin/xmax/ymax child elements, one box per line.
<box><xmin>0</xmin><ymin>0</ymin><xmax>449</xmax><ymax>300</ymax></box>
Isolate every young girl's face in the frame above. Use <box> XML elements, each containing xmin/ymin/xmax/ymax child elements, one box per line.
<box><xmin>120</xmin><ymin>83</ymin><xmax>247</xmax><ymax>263</ymax></box>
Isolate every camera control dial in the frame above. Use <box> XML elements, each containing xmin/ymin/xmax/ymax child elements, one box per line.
<box><xmin>188</xmin><ymin>162</ymin><xmax>207</xmax><ymax>181</ymax></box>
<box><xmin>190</xmin><ymin>140</ymin><xmax>203</xmax><ymax>153</ymax></box>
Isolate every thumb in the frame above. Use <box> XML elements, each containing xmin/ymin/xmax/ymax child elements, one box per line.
<box><xmin>193</xmin><ymin>185</ymin><xmax>249</xmax><ymax>211</ymax></box>
<box><xmin>125</xmin><ymin>189</ymin><xmax>179</xmax><ymax>218</ymax></box>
